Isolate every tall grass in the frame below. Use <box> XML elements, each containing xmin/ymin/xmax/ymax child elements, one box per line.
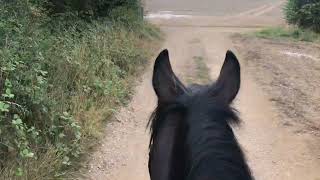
<box><xmin>0</xmin><ymin>0</ymin><xmax>161</xmax><ymax>178</ymax></box>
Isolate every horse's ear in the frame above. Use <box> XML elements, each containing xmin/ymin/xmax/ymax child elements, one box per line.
<box><xmin>152</xmin><ymin>49</ymin><xmax>186</xmax><ymax>103</ymax></box>
<box><xmin>215</xmin><ymin>50</ymin><xmax>241</xmax><ymax>104</ymax></box>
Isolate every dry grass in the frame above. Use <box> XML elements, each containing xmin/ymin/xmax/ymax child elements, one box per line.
<box><xmin>0</xmin><ymin>23</ymin><xmax>161</xmax><ymax>179</ymax></box>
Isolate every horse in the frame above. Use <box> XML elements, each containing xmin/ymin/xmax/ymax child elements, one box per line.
<box><xmin>148</xmin><ymin>49</ymin><xmax>254</xmax><ymax>180</ymax></box>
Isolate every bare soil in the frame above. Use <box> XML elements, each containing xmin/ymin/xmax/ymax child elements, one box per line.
<box><xmin>82</xmin><ymin>1</ymin><xmax>320</xmax><ymax>180</ymax></box>
<box><xmin>233</xmin><ymin>35</ymin><xmax>320</xmax><ymax>136</ymax></box>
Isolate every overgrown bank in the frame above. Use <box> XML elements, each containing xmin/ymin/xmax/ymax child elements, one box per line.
<box><xmin>254</xmin><ymin>27</ymin><xmax>320</xmax><ymax>43</ymax></box>
<box><xmin>254</xmin><ymin>0</ymin><xmax>320</xmax><ymax>43</ymax></box>
<box><xmin>0</xmin><ymin>0</ymin><xmax>161</xmax><ymax>178</ymax></box>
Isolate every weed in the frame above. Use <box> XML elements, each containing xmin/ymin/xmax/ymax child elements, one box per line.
<box><xmin>0</xmin><ymin>0</ymin><xmax>161</xmax><ymax>178</ymax></box>
<box><xmin>185</xmin><ymin>56</ymin><xmax>211</xmax><ymax>85</ymax></box>
<box><xmin>255</xmin><ymin>27</ymin><xmax>320</xmax><ymax>42</ymax></box>
<box><xmin>193</xmin><ymin>56</ymin><xmax>211</xmax><ymax>84</ymax></box>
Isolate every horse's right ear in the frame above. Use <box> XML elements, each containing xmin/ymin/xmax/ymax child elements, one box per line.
<box><xmin>214</xmin><ymin>50</ymin><xmax>241</xmax><ymax>104</ymax></box>
<box><xmin>152</xmin><ymin>49</ymin><xmax>186</xmax><ymax>103</ymax></box>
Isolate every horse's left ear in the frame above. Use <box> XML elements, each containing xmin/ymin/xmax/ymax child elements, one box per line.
<box><xmin>215</xmin><ymin>50</ymin><xmax>241</xmax><ymax>104</ymax></box>
<box><xmin>152</xmin><ymin>49</ymin><xmax>187</xmax><ymax>103</ymax></box>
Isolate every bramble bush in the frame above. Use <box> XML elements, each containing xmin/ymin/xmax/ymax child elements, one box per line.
<box><xmin>285</xmin><ymin>0</ymin><xmax>320</xmax><ymax>32</ymax></box>
<box><xmin>0</xmin><ymin>0</ymin><xmax>160</xmax><ymax>178</ymax></box>
<box><xmin>49</xmin><ymin>0</ymin><xmax>143</xmax><ymax>19</ymax></box>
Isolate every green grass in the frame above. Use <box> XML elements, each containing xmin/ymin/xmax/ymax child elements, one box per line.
<box><xmin>192</xmin><ymin>56</ymin><xmax>211</xmax><ymax>84</ymax></box>
<box><xmin>0</xmin><ymin>1</ymin><xmax>161</xmax><ymax>179</ymax></box>
<box><xmin>0</xmin><ymin>25</ymin><xmax>161</xmax><ymax>179</ymax></box>
<box><xmin>255</xmin><ymin>27</ymin><xmax>320</xmax><ymax>43</ymax></box>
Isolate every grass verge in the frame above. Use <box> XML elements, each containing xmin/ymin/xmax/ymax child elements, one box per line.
<box><xmin>0</xmin><ymin>1</ymin><xmax>162</xmax><ymax>178</ymax></box>
<box><xmin>186</xmin><ymin>56</ymin><xmax>211</xmax><ymax>85</ymax></box>
<box><xmin>1</xmin><ymin>23</ymin><xmax>161</xmax><ymax>180</ymax></box>
<box><xmin>193</xmin><ymin>56</ymin><xmax>211</xmax><ymax>84</ymax></box>
<box><xmin>254</xmin><ymin>27</ymin><xmax>320</xmax><ymax>43</ymax></box>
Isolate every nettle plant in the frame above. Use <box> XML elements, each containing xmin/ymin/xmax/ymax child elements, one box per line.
<box><xmin>2</xmin><ymin>1</ymin><xmax>83</xmax><ymax>170</ymax></box>
<box><xmin>0</xmin><ymin>82</ymin><xmax>82</xmax><ymax>174</ymax></box>
<box><xmin>0</xmin><ymin>78</ymin><xmax>37</xmax><ymax>161</ymax></box>
<box><xmin>0</xmin><ymin>16</ymin><xmax>82</xmax><ymax>176</ymax></box>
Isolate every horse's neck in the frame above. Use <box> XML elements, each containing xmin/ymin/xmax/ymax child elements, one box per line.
<box><xmin>186</xmin><ymin>123</ymin><xmax>253</xmax><ymax>180</ymax></box>
<box><xmin>188</xmin><ymin>156</ymin><xmax>253</xmax><ymax>180</ymax></box>
<box><xmin>186</xmin><ymin>121</ymin><xmax>234</xmax><ymax>160</ymax></box>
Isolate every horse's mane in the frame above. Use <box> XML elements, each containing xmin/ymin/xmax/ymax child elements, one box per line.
<box><xmin>148</xmin><ymin>85</ymin><xmax>241</xmax><ymax>149</ymax></box>
<box><xmin>147</xmin><ymin>86</ymin><xmax>253</xmax><ymax>180</ymax></box>
<box><xmin>148</xmin><ymin>102</ymin><xmax>185</xmax><ymax>148</ymax></box>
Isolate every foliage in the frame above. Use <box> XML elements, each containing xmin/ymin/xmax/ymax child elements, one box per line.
<box><xmin>0</xmin><ymin>0</ymin><xmax>160</xmax><ymax>178</ymax></box>
<box><xmin>255</xmin><ymin>27</ymin><xmax>320</xmax><ymax>42</ymax></box>
<box><xmin>285</xmin><ymin>0</ymin><xmax>320</xmax><ymax>32</ymax></box>
<box><xmin>49</xmin><ymin>0</ymin><xmax>143</xmax><ymax>19</ymax></box>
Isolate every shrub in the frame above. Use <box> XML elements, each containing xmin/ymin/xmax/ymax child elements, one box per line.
<box><xmin>285</xmin><ymin>0</ymin><xmax>320</xmax><ymax>32</ymax></box>
<box><xmin>50</xmin><ymin>0</ymin><xmax>143</xmax><ymax>19</ymax></box>
<box><xmin>0</xmin><ymin>0</ymin><xmax>160</xmax><ymax>178</ymax></box>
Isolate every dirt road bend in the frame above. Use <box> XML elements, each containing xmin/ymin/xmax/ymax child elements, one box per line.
<box><xmin>84</xmin><ymin>1</ymin><xmax>320</xmax><ymax>180</ymax></box>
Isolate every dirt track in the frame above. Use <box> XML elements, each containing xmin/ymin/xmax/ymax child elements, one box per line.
<box><xmin>84</xmin><ymin>1</ymin><xmax>320</xmax><ymax>180</ymax></box>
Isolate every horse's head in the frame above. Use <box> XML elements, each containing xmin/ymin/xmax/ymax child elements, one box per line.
<box><xmin>148</xmin><ymin>49</ymin><xmax>253</xmax><ymax>180</ymax></box>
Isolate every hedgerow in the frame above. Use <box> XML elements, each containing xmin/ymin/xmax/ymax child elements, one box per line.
<box><xmin>0</xmin><ymin>0</ymin><xmax>160</xmax><ymax>178</ymax></box>
<box><xmin>285</xmin><ymin>0</ymin><xmax>320</xmax><ymax>32</ymax></box>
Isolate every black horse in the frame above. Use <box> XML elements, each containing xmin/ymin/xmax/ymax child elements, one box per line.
<box><xmin>148</xmin><ymin>49</ymin><xmax>253</xmax><ymax>180</ymax></box>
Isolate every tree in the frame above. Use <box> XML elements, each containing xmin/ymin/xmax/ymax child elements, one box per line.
<box><xmin>285</xmin><ymin>0</ymin><xmax>320</xmax><ymax>32</ymax></box>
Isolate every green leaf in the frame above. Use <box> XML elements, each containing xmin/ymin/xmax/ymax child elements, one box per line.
<box><xmin>39</xmin><ymin>70</ymin><xmax>48</xmax><ymax>76</ymax></box>
<box><xmin>13</xmin><ymin>114</ymin><xmax>20</xmax><ymax>119</ymax></box>
<box><xmin>12</xmin><ymin>118</ymin><xmax>22</xmax><ymax>125</ymax></box>
<box><xmin>63</xmin><ymin>112</ymin><xmax>69</xmax><ymax>116</ymax></box>
<box><xmin>25</xmin><ymin>152</ymin><xmax>34</xmax><ymax>158</ymax></box>
<box><xmin>5</xmin><ymin>79</ymin><xmax>12</xmax><ymax>88</ymax></box>
<box><xmin>21</xmin><ymin>149</ymin><xmax>34</xmax><ymax>158</ymax></box>
<box><xmin>5</xmin><ymin>88</ymin><xmax>11</xmax><ymax>94</ymax></box>
<box><xmin>0</xmin><ymin>101</ymin><xmax>9</xmax><ymax>112</ymax></box>
<box><xmin>62</xmin><ymin>156</ymin><xmax>71</xmax><ymax>165</ymax></box>
<box><xmin>58</xmin><ymin>133</ymin><xmax>65</xmax><ymax>138</ymax></box>
<box><xmin>15</xmin><ymin>168</ymin><xmax>23</xmax><ymax>177</ymax></box>
<box><xmin>2</xmin><ymin>88</ymin><xmax>15</xmax><ymax>99</ymax></box>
